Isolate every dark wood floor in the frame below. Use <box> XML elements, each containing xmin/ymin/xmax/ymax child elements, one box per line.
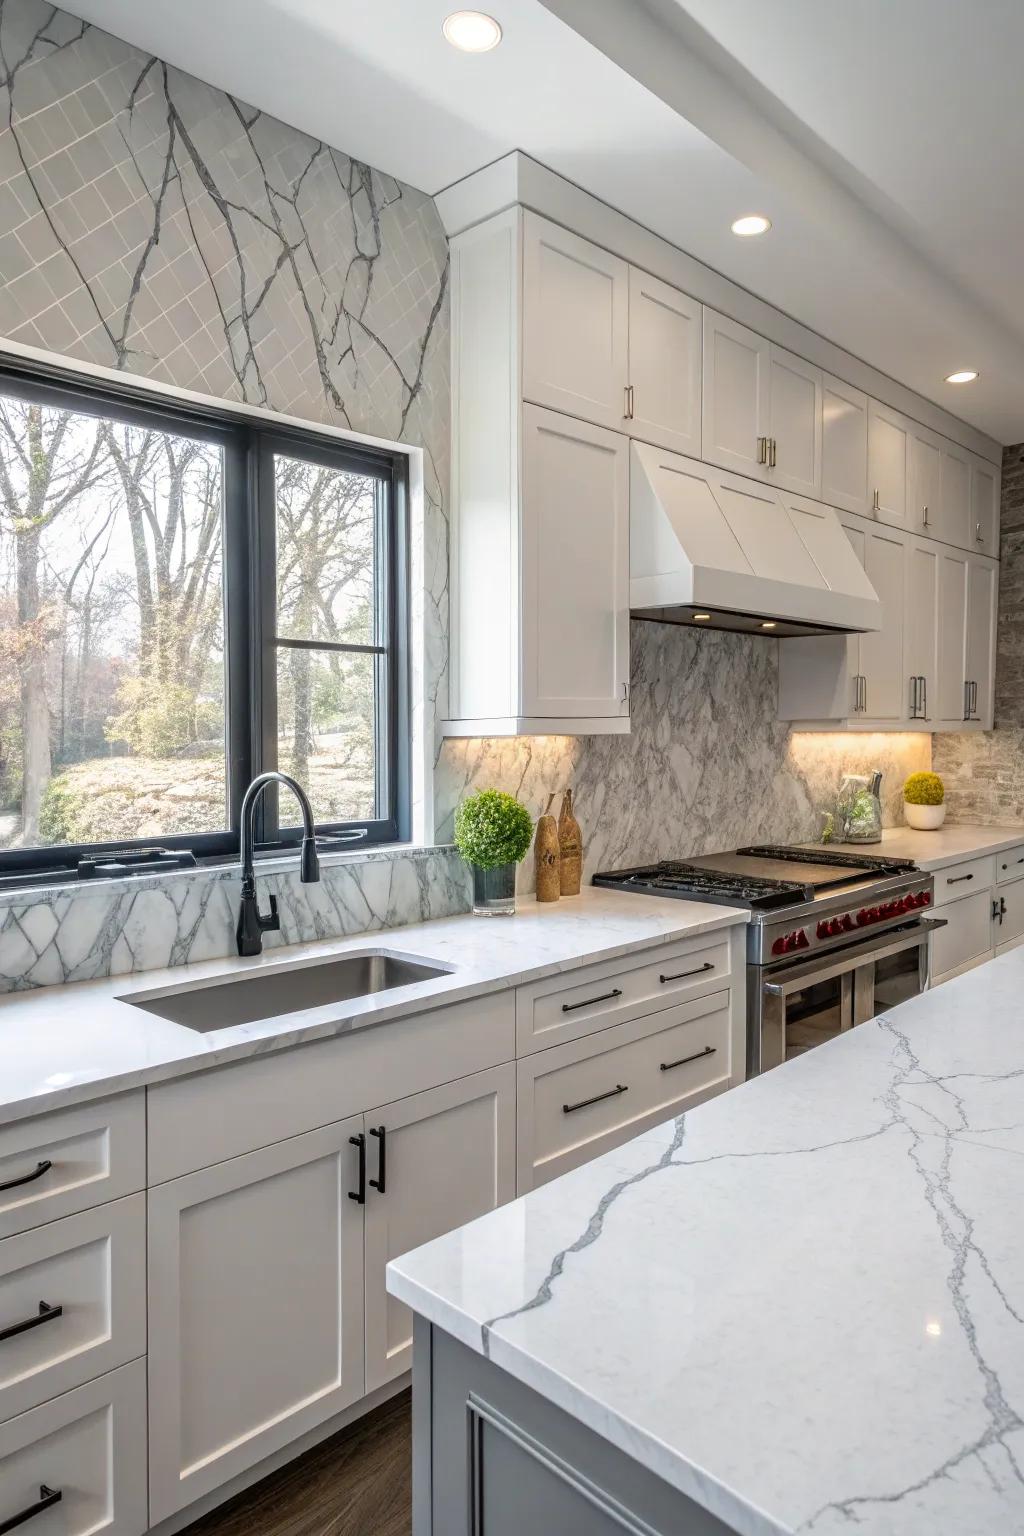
<box><xmin>182</xmin><ymin>1392</ymin><xmax>412</xmax><ymax>1536</ymax></box>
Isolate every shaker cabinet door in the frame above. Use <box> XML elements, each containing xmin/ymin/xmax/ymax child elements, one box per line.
<box><xmin>904</xmin><ymin>537</ymin><xmax>939</xmax><ymax>725</ymax></box>
<box><xmin>363</xmin><ymin>1066</ymin><xmax>515</xmax><ymax>1393</ymax></box>
<box><xmin>935</xmin><ymin>549</ymin><xmax>968</xmax><ymax>725</ymax></box>
<box><xmin>701</xmin><ymin>307</ymin><xmax>771</xmax><ymax>479</ymax></box>
<box><xmin>867</xmin><ymin>400</ymin><xmax>910</xmax><ymax>526</ymax></box>
<box><xmin>970</xmin><ymin>456</ymin><xmax>1000</xmax><ymax>557</ymax></box>
<box><xmin>520</xmin><ymin>405</ymin><xmax>629</xmax><ymax>722</ymax></box>
<box><xmin>965</xmin><ymin>555</ymin><xmax>997</xmax><ymax>728</ymax></box>
<box><xmin>148</xmin><ymin>1120</ymin><xmax>366</xmax><ymax>1522</ymax></box>
<box><xmin>821</xmin><ymin>374</ymin><xmax>868</xmax><ymax>516</ymax></box>
<box><xmin>767</xmin><ymin>344</ymin><xmax>822</xmax><ymax>497</ymax></box>
<box><xmin>626</xmin><ymin>266</ymin><xmax>701</xmax><ymax>456</ymax></box>
<box><xmin>522</xmin><ymin>212</ymin><xmax>629</xmax><ymax>432</ymax></box>
<box><xmin>858</xmin><ymin>526</ymin><xmax>906</xmax><ymax>721</ymax></box>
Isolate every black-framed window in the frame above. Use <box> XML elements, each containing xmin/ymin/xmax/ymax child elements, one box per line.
<box><xmin>0</xmin><ymin>357</ymin><xmax>409</xmax><ymax>883</ymax></box>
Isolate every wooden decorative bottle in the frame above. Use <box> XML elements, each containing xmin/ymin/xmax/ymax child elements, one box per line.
<box><xmin>534</xmin><ymin>793</ymin><xmax>560</xmax><ymax>903</ymax></box>
<box><xmin>558</xmin><ymin>788</ymin><xmax>583</xmax><ymax>896</ymax></box>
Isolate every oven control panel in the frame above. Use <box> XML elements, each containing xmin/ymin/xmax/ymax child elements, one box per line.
<box><xmin>764</xmin><ymin>883</ymin><xmax>932</xmax><ymax>961</ymax></box>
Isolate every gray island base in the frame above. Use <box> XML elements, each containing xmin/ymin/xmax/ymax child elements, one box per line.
<box><xmin>390</xmin><ymin>947</ymin><xmax>1024</xmax><ymax>1536</ymax></box>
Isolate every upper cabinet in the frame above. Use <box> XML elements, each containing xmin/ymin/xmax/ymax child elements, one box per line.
<box><xmin>700</xmin><ymin>308</ymin><xmax>771</xmax><ymax>480</ymax></box>
<box><xmin>521</xmin><ymin>212</ymin><xmax>629</xmax><ymax>433</ymax></box>
<box><xmin>766</xmin><ymin>346</ymin><xmax>822</xmax><ymax>498</ymax></box>
<box><xmin>940</xmin><ymin>439</ymin><xmax>972</xmax><ymax>548</ymax></box>
<box><xmin>907</xmin><ymin>422</ymin><xmax>943</xmax><ymax>538</ymax></box>
<box><xmin>821</xmin><ymin>374</ymin><xmax>869</xmax><ymax>516</ymax></box>
<box><xmin>626</xmin><ymin>266</ymin><xmax>702</xmax><ymax>457</ymax></box>
<box><xmin>970</xmin><ymin>454</ymin><xmax>1000</xmax><ymax>557</ymax></box>
<box><xmin>868</xmin><ymin>401</ymin><xmax>910</xmax><ymax>525</ymax></box>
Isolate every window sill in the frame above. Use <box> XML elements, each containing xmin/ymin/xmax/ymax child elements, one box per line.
<box><xmin>0</xmin><ymin>841</ymin><xmax>458</xmax><ymax>912</ymax></box>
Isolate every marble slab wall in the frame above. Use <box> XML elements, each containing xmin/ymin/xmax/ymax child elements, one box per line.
<box><xmin>933</xmin><ymin>444</ymin><xmax>1024</xmax><ymax>819</ymax></box>
<box><xmin>439</xmin><ymin>621</ymin><xmax>931</xmax><ymax>885</ymax></box>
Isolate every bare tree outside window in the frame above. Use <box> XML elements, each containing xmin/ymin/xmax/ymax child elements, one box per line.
<box><xmin>0</xmin><ymin>393</ymin><xmax>228</xmax><ymax>849</ymax></box>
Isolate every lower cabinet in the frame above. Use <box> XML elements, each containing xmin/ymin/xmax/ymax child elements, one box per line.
<box><xmin>0</xmin><ymin>1359</ymin><xmax>148</xmax><ymax>1536</ymax></box>
<box><xmin>147</xmin><ymin>1118</ymin><xmax>367</xmax><ymax>1521</ymax></box>
<box><xmin>930</xmin><ymin>849</ymin><xmax>1024</xmax><ymax>985</ymax></box>
<box><xmin>362</xmin><ymin>1065</ymin><xmax>516</xmax><ymax>1393</ymax></box>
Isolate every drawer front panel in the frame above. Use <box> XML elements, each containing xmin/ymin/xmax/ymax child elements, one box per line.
<box><xmin>0</xmin><ymin>1196</ymin><xmax>146</xmax><ymax>1425</ymax></box>
<box><xmin>931</xmin><ymin>889</ymin><xmax>993</xmax><ymax>979</ymax></box>
<box><xmin>148</xmin><ymin>991</ymin><xmax>515</xmax><ymax>1182</ymax></box>
<box><xmin>0</xmin><ymin>1094</ymin><xmax>144</xmax><ymax>1241</ymax></box>
<box><xmin>996</xmin><ymin>845</ymin><xmax>1024</xmax><ymax>884</ymax></box>
<box><xmin>516</xmin><ymin>933</ymin><xmax>733</xmax><ymax>1054</ymax></box>
<box><xmin>0</xmin><ymin>1358</ymin><xmax>147</xmax><ymax>1536</ymax></box>
<box><xmin>517</xmin><ymin>989</ymin><xmax>732</xmax><ymax>1190</ymax></box>
<box><xmin>932</xmin><ymin>856</ymin><xmax>995</xmax><ymax>908</ymax></box>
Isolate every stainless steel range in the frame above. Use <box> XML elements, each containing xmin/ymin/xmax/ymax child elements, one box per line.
<box><xmin>592</xmin><ymin>846</ymin><xmax>945</xmax><ymax>1076</ymax></box>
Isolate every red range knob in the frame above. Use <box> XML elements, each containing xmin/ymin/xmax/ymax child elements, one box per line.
<box><xmin>841</xmin><ymin>913</ymin><xmax>854</xmax><ymax>930</ymax></box>
<box><xmin>772</xmin><ymin>936</ymin><xmax>787</xmax><ymax>955</ymax></box>
<box><xmin>796</xmin><ymin>929</ymin><xmax>809</xmax><ymax>948</ymax></box>
<box><xmin>921</xmin><ymin>890</ymin><xmax>931</xmax><ymax>905</ymax></box>
<box><xmin>856</xmin><ymin>909</ymin><xmax>869</xmax><ymax>925</ymax></box>
<box><xmin>817</xmin><ymin>920</ymin><xmax>830</xmax><ymax>939</ymax></box>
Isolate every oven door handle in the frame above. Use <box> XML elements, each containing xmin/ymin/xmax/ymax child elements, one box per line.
<box><xmin>763</xmin><ymin>919</ymin><xmax>947</xmax><ymax>997</ymax></box>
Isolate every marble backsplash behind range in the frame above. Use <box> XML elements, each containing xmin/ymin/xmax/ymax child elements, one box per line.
<box><xmin>440</xmin><ymin>621</ymin><xmax>931</xmax><ymax>884</ymax></box>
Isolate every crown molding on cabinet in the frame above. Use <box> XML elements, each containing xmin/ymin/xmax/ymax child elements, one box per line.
<box><xmin>436</xmin><ymin>153</ymin><xmax>1002</xmax><ymax>467</ymax></box>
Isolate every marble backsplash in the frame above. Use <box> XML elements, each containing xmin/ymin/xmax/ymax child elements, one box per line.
<box><xmin>0</xmin><ymin>846</ymin><xmax>469</xmax><ymax>992</ymax></box>
<box><xmin>439</xmin><ymin>621</ymin><xmax>931</xmax><ymax>885</ymax></box>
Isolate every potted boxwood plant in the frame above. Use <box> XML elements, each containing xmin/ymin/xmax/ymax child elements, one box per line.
<box><xmin>454</xmin><ymin>789</ymin><xmax>534</xmax><ymax>915</ymax></box>
<box><xmin>903</xmin><ymin>771</ymin><xmax>946</xmax><ymax>830</ymax></box>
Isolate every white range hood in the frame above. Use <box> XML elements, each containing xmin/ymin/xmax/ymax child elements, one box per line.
<box><xmin>629</xmin><ymin>442</ymin><xmax>881</xmax><ymax>637</ymax></box>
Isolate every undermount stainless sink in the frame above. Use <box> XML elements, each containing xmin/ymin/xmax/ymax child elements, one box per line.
<box><xmin>121</xmin><ymin>951</ymin><xmax>453</xmax><ymax>1033</ymax></box>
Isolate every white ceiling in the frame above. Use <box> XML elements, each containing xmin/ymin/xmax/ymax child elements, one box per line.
<box><xmin>63</xmin><ymin>0</ymin><xmax>1024</xmax><ymax>443</ymax></box>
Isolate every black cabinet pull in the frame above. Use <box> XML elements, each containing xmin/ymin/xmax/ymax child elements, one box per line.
<box><xmin>369</xmin><ymin>1125</ymin><xmax>386</xmax><ymax>1195</ymax></box>
<box><xmin>947</xmin><ymin>873</ymin><xmax>974</xmax><ymax>884</ymax></box>
<box><xmin>660</xmin><ymin>962</ymin><xmax>714</xmax><ymax>983</ymax></box>
<box><xmin>563</xmin><ymin>1084</ymin><xmax>628</xmax><ymax>1115</ymax></box>
<box><xmin>348</xmin><ymin>1134</ymin><xmax>366</xmax><ymax>1205</ymax></box>
<box><xmin>0</xmin><ymin>1485</ymin><xmax>62</xmax><ymax>1535</ymax></box>
<box><xmin>0</xmin><ymin>1300</ymin><xmax>63</xmax><ymax>1345</ymax></box>
<box><xmin>0</xmin><ymin>1160</ymin><xmax>52</xmax><ymax>1195</ymax></box>
<box><xmin>660</xmin><ymin>1045</ymin><xmax>716</xmax><ymax>1073</ymax></box>
<box><xmin>561</xmin><ymin>988</ymin><xmax>622</xmax><ymax>1014</ymax></box>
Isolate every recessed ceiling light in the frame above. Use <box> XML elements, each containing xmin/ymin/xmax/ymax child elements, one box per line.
<box><xmin>731</xmin><ymin>214</ymin><xmax>771</xmax><ymax>238</ymax></box>
<box><xmin>442</xmin><ymin>11</ymin><xmax>502</xmax><ymax>50</ymax></box>
<box><xmin>945</xmin><ymin>369</ymin><xmax>979</xmax><ymax>384</ymax></box>
<box><xmin>693</xmin><ymin>612</ymin><xmax>711</xmax><ymax>621</ymax></box>
<box><xmin>760</xmin><ymin>620</ymin><xmax>777</xmax><ymax>629</ymax></box>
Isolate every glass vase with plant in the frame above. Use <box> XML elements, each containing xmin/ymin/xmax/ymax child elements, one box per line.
<box><xmin>903</xmin><ymin>771</ymin><xmax>946</xmax><ymax>831</ymax></box>
<box><xmin>454</xmin><ymin>789</ymin><xmax>534</xmax><ymax>914</ymax></box>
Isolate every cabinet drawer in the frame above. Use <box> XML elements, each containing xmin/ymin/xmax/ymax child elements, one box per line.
<box><xmin>931</xmin><ymin>889</ymin><xmax>993</xmax><ymax>981</ymax></box>
<box><xmin>0</xmin><ymin>1196</ymin><xmax>145</xmax><ymax>1425</ymax></box>
<box><xmin>0</xmin><ymin>1094</ymin><xmax>144</xmax><ymax>1241</ymax></box>
<box><xmin>0</xmin><ymin>1358</ymin><xmax>147</xmax><ymax>1536</ymax></box>
<box><xmin>932</xmin><ymin>856</ymin><xmax>995</xmax><ymax>907</ymax></box>
<box><xmin>996</xmin><ymin>845</ymin><xmax>1024</xmax><ymax>884</ymax></box>
<box><xmin>515</xmin><ymin>933</ymin><xmax>732</xmax><ymax>1055</ymax></box>
<box><xmin>517</xmin><ymin>989</ymin><xmax>733</xmax><ymax>1191</ymax></box>
<box><xmin>148</xmin><ymin>991</ymin><xmax>515</xmax><ymax>1182</ymax></box>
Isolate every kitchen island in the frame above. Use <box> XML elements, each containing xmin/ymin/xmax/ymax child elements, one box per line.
<box><xmin>388</xmin><ymin>946</ymin><xmax>1024</xmax><ymax>1536</ymax></box>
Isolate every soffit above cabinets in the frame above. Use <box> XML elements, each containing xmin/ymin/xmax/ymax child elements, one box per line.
<box><xmin>66</xmin><ymin>0</ymin><xmax>1024</xmax><ymax>441</ymax></box>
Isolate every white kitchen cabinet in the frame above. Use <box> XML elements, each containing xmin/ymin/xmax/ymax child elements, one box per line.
<box><xmin>821</xmin><ymin>374</ymin><xmax>868</xmax><ymax>516</ymax></box>
<box><xmin>0</xmin><ymin>1360</ymin><xmax>147</xmax><ymax>1536</ymax></box>
<box><xmin>766</xmin><ymin>345</ymin><xmax>822</xmax><ymax>497</ymax></box>
<box><xmin>701</xmin><ymin>307</ymin><xmax>771</xmax><ymax>479</ymax></box>
<box><xmin>362</xmin><ymin>1066</ymin><xmax>515</xmax><ymax>1393</ymax></box>
<box><xmin>940</xmin><ymin>440</ymin><xmax>972</xmax><ymax>550</ymax></box>
<box><xmin>935</xmin><ymin>548</ymin><xmax>969</xmax><ymax>725</ymax></box>
<box><xmin>995</xmin><ymin>876</ymin><xmax>1024</xmax><ymax>954</ymax></box>
<box><xmin>904</xmin><ymin>536</ymin><xmax>939</xmax><ymax>724</ymax></box>
<box><xmin>907</xmin><ymin>422</ymin><xmax>943</xmax><ymax>539</ymax></box>
<box><xmin>147</xmin><ymin>1120</ymin><xmax>366</xmax><ymax>1521</ymax></box>
<box><xmin>520</xmin><ymin>405</ymin><xmax>630</xmax><ymax>722</ymax></box>
<box><xmin>965</xmin><ymin>554</ymin><xmax>997</xmax><ymax>727</ymax></box>
<box><xmin>626</xmin><ymin>266</ymin><xmax>701</xmax><ymax>457</ymax></box>
<box><xmin>857</xmin><ymin>522</ymin><xmax>906</xmax><ymax>722</ymax></box>
<box><xmin>868</xmin><ymin>400</ymin><xmax>910</xmax><ymax>525</ymax></box>
<box><xmin>521</xmin><ymin>211</ymin><xmax>629</xmax><ymax>433</ymax></box>
<box><xmin>447</xmin><ymin>209</ymin><xmax>630</xmax><ymax>736</ymax></box>
<box><xmin>971</xmin><ymin>454</ymin><xmax>1000</xmax><ymax>557</ymax></box>
<box><xmin>931</xmin><ymin>887</ymin><xmax>995</xmax><ymax>984</ymax></box>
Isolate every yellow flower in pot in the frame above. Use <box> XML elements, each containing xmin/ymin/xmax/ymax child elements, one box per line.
<box><xmin>903</xmin><ymin>771</ymin><xmax>945</xmax><ymax>831</ymax></box>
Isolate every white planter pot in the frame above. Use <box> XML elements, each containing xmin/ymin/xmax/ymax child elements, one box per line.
<box><xmin>904</xmin><ymin>802</ymin><xmax>946</xmax><ymax>831</ymax></box>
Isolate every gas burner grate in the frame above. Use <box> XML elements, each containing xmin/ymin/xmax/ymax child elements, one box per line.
<box><xmin>738</xmin><ymin>845</ymin><xmax>917</xmax><ymax>875</ymax></box>
<box><xmin>592</xmin><ymin>861</ymin><xmax>812</xmax><ymax>911</ymax></box>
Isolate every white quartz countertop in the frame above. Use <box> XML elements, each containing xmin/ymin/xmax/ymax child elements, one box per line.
<box><xmin>388</xmin><ymin>949</ymin><xmax>1024</xmax><ymax>1536</ymax></box>
<box><xmin>828</xmin><ymin>822</ymin><xmax>1024</xmax><ymax>871</ymax></box>
<box><xmin>0</xmin><ymin>889</ymin><xmax>745</xmax><ymax>1126</ymax></box>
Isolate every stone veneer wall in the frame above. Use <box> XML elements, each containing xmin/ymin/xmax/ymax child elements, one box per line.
<box><xmin>0</xmin><ymin>0</ymin><xmax>930</xmax><ymax>990</ymax></box>
<box><xmin>932</xmin><ymin>445</ymin><xmax>1024</xmax><ymax>819</ymax></box>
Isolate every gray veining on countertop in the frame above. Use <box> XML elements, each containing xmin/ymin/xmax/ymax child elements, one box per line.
<box><xmin>389</xmin><ymin>949</ymin><xmax>1024</xmax><ymax>1536</ymax></box>
<box><xmin>0</xmin><ymin>889</ymin><xmax>745</xmax><ymax>1126</ymax></box>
